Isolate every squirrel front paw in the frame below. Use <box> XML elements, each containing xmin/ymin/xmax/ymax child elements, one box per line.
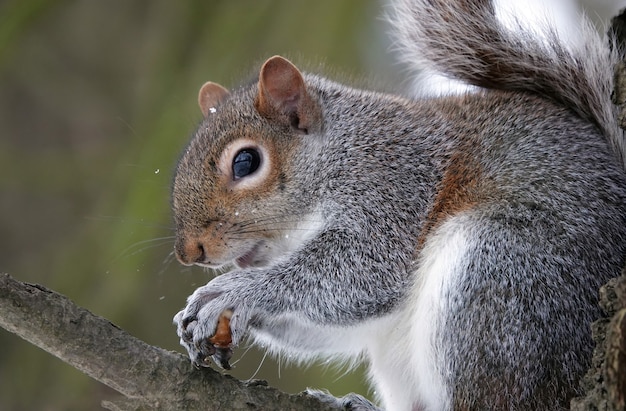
<box><xmin>174</xmin><ymin>273</ymin><xmax>252</xmax><ymax>369</ymax></box>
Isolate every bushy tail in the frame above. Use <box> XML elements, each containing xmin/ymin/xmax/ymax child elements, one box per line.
<box><xmin>388</xmin><ymin>0</ymin><xmax>626</xmax><ymax>168</ymax></box>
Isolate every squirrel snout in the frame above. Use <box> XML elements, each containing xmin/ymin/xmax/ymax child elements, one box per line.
<box><xmin>175</xmin><ymin>237</ymin><xmax>208</xmax><ymax>266</ymax></box>
<box><xmin>175</xmin><ymin>221</ymin><xmax>232</xmax><ymax>267</ymax></box>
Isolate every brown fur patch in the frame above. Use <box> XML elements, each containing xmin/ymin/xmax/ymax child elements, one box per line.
<box><xmin>418</xmin><ymin>144</ymin><xmax>483</xmax><ymax>250</ymax></box>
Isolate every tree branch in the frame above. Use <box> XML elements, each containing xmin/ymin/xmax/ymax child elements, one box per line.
<box><xmin>0</xmin><ymin>273</ymin><xmax>339</xmax><ymax>411</ymax></box>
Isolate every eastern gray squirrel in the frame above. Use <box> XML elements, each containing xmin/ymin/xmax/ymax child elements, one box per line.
<box><xmin>171</xmin><ymin>0</ymin><xmax>626</xmax><ymax>409</ymax></box>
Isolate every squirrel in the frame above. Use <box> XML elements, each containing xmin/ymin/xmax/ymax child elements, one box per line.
<box><xmin>171</xmin><ymin>0</ymin><xmax>626</xmax><ymax>410</ymax></box>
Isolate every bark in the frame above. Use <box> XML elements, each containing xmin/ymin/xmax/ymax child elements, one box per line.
<box><xmin>612</xmin><ymin>8</ymin><xmax>626</xmax><ymax>130</ymax></box>
<box><xmin>570</xmin><ymin>271</ymin><xmax>626</xmax><ymax>410</ymax></box>
<box><xmin>0</xmin><ymin>273</ymin><xmax>339</xmax><ymax>411</ymax></box>
<box><xmin>569</xmin><ymin>9</ymin><xmax>626</xmax><ymax>409</ymax></box>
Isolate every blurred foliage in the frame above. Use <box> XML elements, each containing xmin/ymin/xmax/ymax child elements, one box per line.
<box><xmin>0</xmin><ymin>0</ymin><xmax>398</xmax><ymax>409</ymax></box>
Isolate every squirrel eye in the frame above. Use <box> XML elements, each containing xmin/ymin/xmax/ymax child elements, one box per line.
<box><xmin>232</xmin><ymin>148</ymin><xmax>261</xmax><ymax>180</ymax></box>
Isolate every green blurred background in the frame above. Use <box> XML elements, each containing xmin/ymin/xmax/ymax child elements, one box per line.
<box><xmin>1</xmin><ymin>0</ymin><xmax>622</xmax><ymax>410</ymax></box>
<box><xmin>0</xmin><ymin>1</ymin><xmax>399</xmax><ymax>409</ymax></box>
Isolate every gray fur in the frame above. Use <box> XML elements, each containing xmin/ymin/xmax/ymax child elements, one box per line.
<box><xmin>172</xmin><ymin>1</ymin><xmax>626</xmax><ymax>410</ymax></box>
<box><xmin>388</xmin><ymin>0</ymin><xmax>626</xmax><ymax>168</ymax></box>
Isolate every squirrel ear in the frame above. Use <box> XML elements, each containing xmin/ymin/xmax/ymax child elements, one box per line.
<box><xmin>255</xmin><ymin>56</ymin><xmax>320</xmax><ymax>133</ymax></box>
<box><xmin>198</xmin><ymin>82</ymin><xmax>230</xmax><ymax>117</ymax></box>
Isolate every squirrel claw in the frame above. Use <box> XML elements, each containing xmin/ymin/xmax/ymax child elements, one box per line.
<box><xmin>184</xmin><ymin>310</ymin><xmax>235</xmax><ymax>370</ymax></box>
<box><xmin>191</xmin><ymin>341</ymin><xmax>233</xmax><ymax>370</ymax></box>
<box><xmin>212</xmin><ymin>347</ymin><xmax>233</xmax><ymax>370</ymax></box>
<box><xmin>192</xmin><ymin>340</ymin><xmax>216</xmax><ymax>368</ymax></box>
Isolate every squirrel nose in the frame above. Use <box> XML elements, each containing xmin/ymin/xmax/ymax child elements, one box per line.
<box><xmin>175</xmin><ymin>237</ymin><xmax>206</xmax><ymax>266</ymax></box>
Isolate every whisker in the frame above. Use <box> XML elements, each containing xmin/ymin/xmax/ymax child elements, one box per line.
<box><xmin>154</xmin><ymin>250</ymin><xmax>179</xmax><ymax>277</ymax></box>
<box><xmin>229</xmin><ymin>343</ymin><xmax>255</xmax><ymax>368</ymax></box>
<box><xmin>162</xmin><ymin>250</ymin><xmax>177</xmax><ymax>265</ymax></box>
<box><xmin>236</xmin><ymin>222</ymin><xmax>322</xmax><ymax>233</ymax></box>
<box><xmin>245</xmin><ymin>349</ymin><xmax>268</xmax><ymax>382</ymax></box>
<box><xmin>126</xmin><ymin>236</ymin><xmax>176</xmax><ymax>252</ymax></box>
<box><xmin>228</xmin><ymin>228</ymin><xmax>319</xmax><ymax>238</ymax></box>
<box><xmin>111</xmin><ymin>236</ymin><xmax>176</xmax><ymax>262</ymax></box>
<box><xmin>230</xmin><ymin>218</ymin><xmax>323</xmax><ymax>236</ymax></box>
<box><xmin>129</xmin><ymin>236</ymin><xmax>176</xmax><ymax>246</ymax></box>
<box><xmin>239</xmin><ymin>215</ymin><xmax>321</xmax><ymax>225</ymax></box>
<box><xmin>84</xmin><ymin>215</ymin><xmax>175</xmax><ymax>231</ymax></box>
<box><xmin>236</xmin><ymin>215</ymin><xmax>321</xmax><ymax>229</ymax></box>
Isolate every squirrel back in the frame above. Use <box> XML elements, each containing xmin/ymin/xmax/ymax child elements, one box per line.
<box><xmin>171</xmin><ymin>1</ymin><xmax>626</xmax><ymax>410</ymax></box>
<box><xmin>389</xmin><ymin>0</ymin><xmax>626</xmax><ymax>168</ymax></box>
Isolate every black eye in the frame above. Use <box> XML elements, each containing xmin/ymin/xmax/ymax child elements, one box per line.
<box><xmin>232</xmin><ymin>149</ymin><xmax>261</xmax><ymax>179</ymax></box>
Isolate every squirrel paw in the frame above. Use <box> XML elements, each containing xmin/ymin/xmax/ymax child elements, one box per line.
<box><xmin>173</xmin><ymin>272</ymin><xmax>252</xmax><ymax>368</ymax></box>
<box><xmin>307</xmin><ymin>389</ymin><xmax>382</xmax><ymax>411</ymax></box>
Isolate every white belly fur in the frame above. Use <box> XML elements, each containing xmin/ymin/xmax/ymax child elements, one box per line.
<box><xmin>366</xmin><ymin>216</ymin><xmax>471</xmax><ymax>411</ymax></box>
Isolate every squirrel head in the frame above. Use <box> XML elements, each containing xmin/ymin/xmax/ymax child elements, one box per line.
<box><xmin>172</xmin><ymin>56</ymin><xmax>324</xmax><ymax>269</ymax></box>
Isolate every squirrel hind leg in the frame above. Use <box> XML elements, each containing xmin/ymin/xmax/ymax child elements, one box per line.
<box><xmin>306</xmin><ymin>389</ymin><xmax>382</xmax><ymax>411</ymax></box>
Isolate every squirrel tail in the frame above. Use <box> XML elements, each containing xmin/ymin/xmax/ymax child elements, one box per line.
<box><xmin>388</xmin><ymin>0</ymin><xmax>626</xmax><ymax>168</ymax></box>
